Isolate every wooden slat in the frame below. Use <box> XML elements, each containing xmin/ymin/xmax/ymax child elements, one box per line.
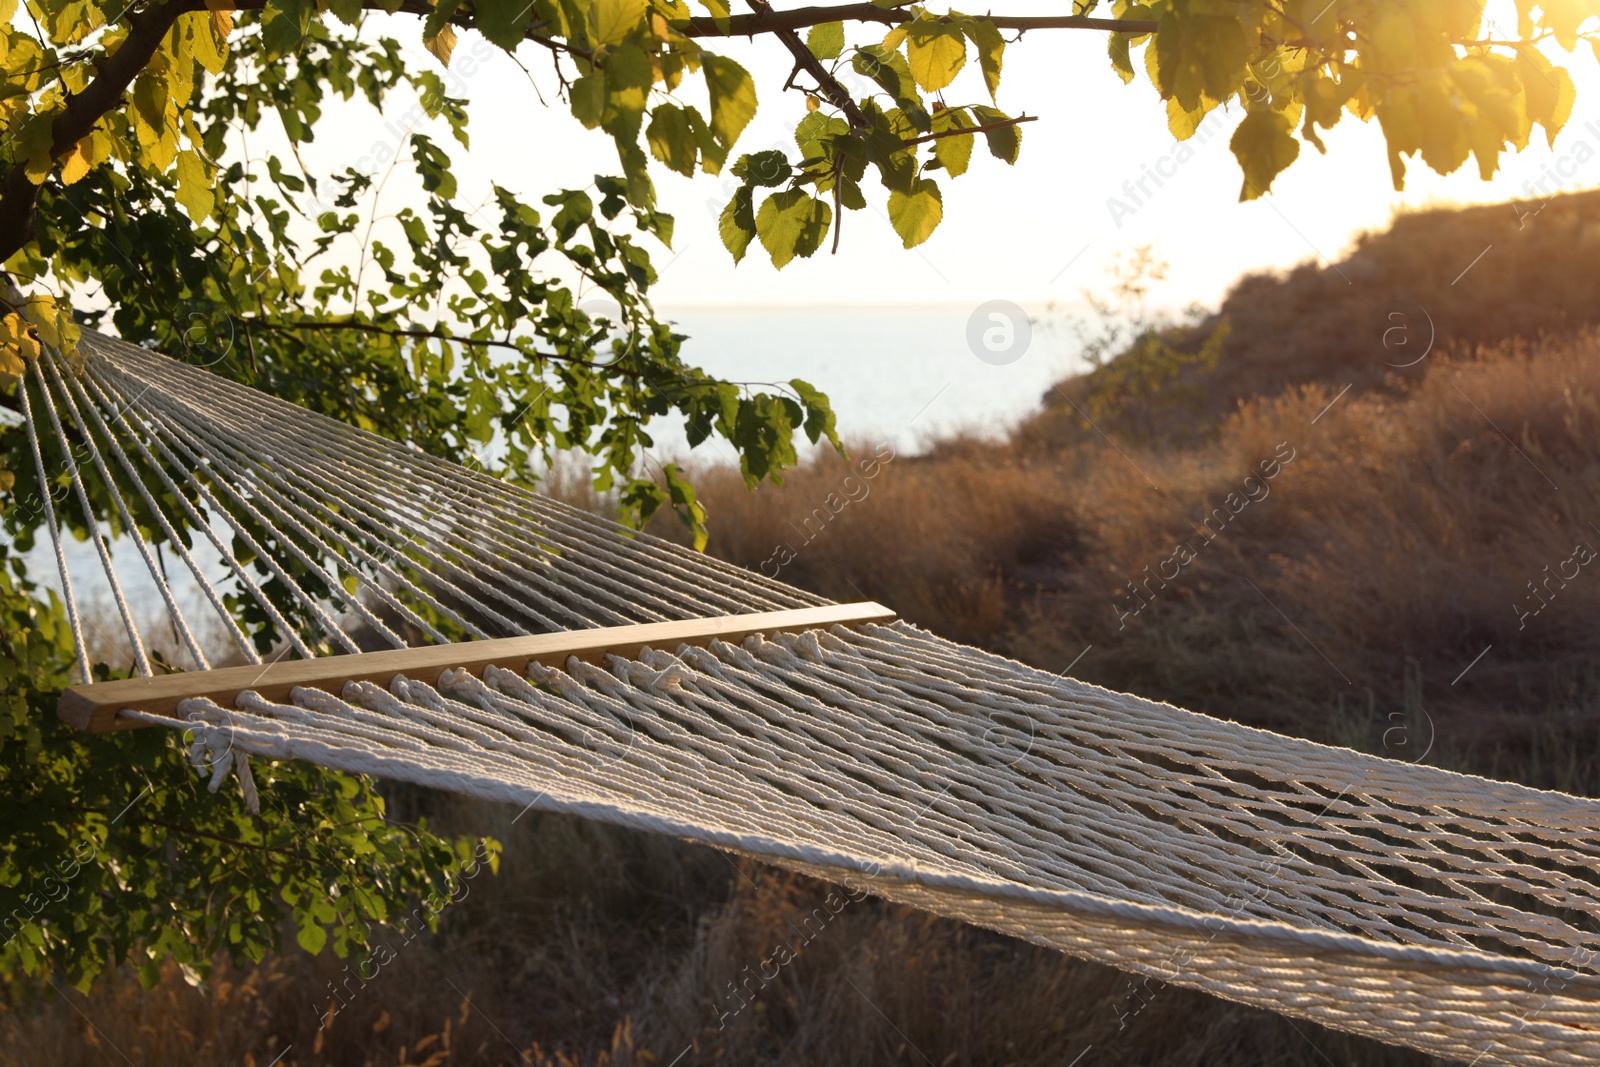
<box><xmin>58</xmin><ymin>602</ymin><xmax>897</xmax><ymax>734</ymax></box>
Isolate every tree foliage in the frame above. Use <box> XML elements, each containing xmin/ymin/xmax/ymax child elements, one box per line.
<box><xmin>0</xmin><ymin>0</ymin><xmax>1598</xmax><ymax>998</ymax></box>
<box><xmin>1067</xmin><ymin>247</ymin><xmax>1231</xmax><ymax>444</ymax></box>
<box><xmin>0</xmin><ymin>560</ymin><xmax>491</xmax><ymax>993</ymax></box>
<box><xmin>0</xmin><ymin>0</ymin><xmax>1591</xmax><ymax>277</ymax></box>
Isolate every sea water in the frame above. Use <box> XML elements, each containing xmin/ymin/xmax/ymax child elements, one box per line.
<box><xmin>658</xmin><ymin>305</ymin><xmax>1082</xmax><ymax>457</ymax></box>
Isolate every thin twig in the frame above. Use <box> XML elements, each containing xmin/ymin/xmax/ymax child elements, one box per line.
<box><xmin>240</xmin><ymin>318</ymin><xmax>642</xmax><ymax>375</ymax></box>
<box><xmin>901</xmin><ymin>113</ymin><xmax>1037</xmax><ymax>146</ymax></box>
<box><xmin>745</xmin><ymin>0</ymin><xmax>868</xmax><ymax>128</ymax></box>
<box><xmin>677</xmin><ymin>6</ymin><xmax>1158</xmax><ymax>37</ymax></box>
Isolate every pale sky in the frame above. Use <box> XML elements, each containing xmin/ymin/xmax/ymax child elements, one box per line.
<box><xmin>308</xmin><ymin>1</ymin><xmax>1600</xmax><ymax>315</ymax></box>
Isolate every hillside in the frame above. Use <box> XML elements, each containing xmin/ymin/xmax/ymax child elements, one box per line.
<box><xmin>1031</xmin><ymin>188</ymin><xmax>1600</xmax><ymax>444</ymax></box>
<box><xmin>678</xmin><ymin>188</ymin><xmax>1600</xmax><ymax>789</ymax></box>
<box><xmin>682</xmin><ymin>334</ymin><xmax>1600</xmax><ymax>790</ymax></box>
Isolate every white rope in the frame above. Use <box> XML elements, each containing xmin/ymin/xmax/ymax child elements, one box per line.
<box><xmin>71</xmin><ymin>368</ymin><xmax>261</xmax><ymax>664</ymax></box>
<box><xmin>83</xmin><ymin>373</ymin><xmax>315</xmax><ymax>659</ymax></box>
<box><xmin>51</xmin><ymin>327</ymin><xmax>830</xmax><ymax>663</ymax></box>
<box><xmin>31</xmin><ymin>357</ymin><xmax>153</xmax><ymax>675</ymax></box>
<box><xmin>42</xmin><ymin>355</ymin><xmax>210</xmax><ymax>669</ymax></box>
<box><xmin>116</xmin><ymin>623</ymin><xmax>1600</xmax><ymax>1066</ymax></box>
<box><xmin>124</xmin><ymin>395</ymin><xmax>406</xmax><ymax>651</ymax></box>
<box><xmin>17</xmin><ymin>363</ymin><xmax>90</xmax><ymax>683</ymax></box>
<box><xmin>112</xmin><ymin>358</ymin><xmax>638</xmax><ymax>639</ymax></box>
<box><xmin>90</xmin><ymin>338</ymin><xmax>819</xmax><ymax>620</ymax></box>
<box><xmin>28</xmin><ymin>331</ymin><xmax>1600</xmax><ymax>1066</ymax></box>
<box><xmin>132</xmin><ymin>396</ymin><xmax>465</xmax><ymax>644</ymax></box>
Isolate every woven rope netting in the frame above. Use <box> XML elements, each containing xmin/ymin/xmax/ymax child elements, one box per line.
<box><xmin>14</xmin><ymin>332</ymin><xmax>1600</xmax><ymax>1065</ymax></box>
<box><xmin>18</xmin><ymin>330</ymin><xmax>822</xmax><ymax>680</ymax></box>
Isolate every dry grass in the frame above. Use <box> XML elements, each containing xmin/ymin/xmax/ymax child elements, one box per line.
<box><xmin>1028</xmin><ymin>188</ymin><xmax>1600</xmax><ymax>446</ymax></box>
<box><xmin>665</xmin><ymin>334</ymin><xmax>1600</xmax><ymax>795</ymax></box>
<box><xmin>677</xmin><ymin>438</ymin><xmax>1080</xmax><ymax>649</ymax></box>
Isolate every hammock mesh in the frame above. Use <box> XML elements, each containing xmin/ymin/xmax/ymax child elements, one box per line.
<box><xmin>15</xmin><ymin>331</ymin><xmax>1600</xmax><ymax>1065</ymax></box>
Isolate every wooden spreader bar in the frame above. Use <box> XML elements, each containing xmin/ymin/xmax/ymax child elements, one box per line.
<box><xmin>59</xmin><ymin>602</ymin><xmax>897</xmax><ymax>734</ymax></box>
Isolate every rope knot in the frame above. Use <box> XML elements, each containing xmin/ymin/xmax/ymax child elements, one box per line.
<box><xmin>175</xmin><ymin>698</ymin><xmax>259</xmax><ymax>815</ymax></box>
<box><xmin>791</xmin><ymin>630</ymin><xmax>827</xmax><ymax>662</ymax></box>
<box><xmin>610</xmin><ymin>652</ymin><xmax>688</xmax><ymax>693</ymax></box>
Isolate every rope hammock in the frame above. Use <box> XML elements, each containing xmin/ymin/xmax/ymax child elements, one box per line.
<box><xmin>15</xmin><ymin>330</ymin><xmax>1600</xmax><ymax>1065</ymax></box>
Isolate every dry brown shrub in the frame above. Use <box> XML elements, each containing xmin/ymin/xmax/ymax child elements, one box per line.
<box><xmin>658</xmin><ymin>438</ymin><xmax>1082</xmax><ymax>650</ymax></box>
<box><xmin>662</xmin><ymin>337</ymin><xmax>1600</xmax><ymax>793</ymax></box>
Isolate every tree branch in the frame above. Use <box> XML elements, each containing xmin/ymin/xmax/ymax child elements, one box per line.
<box><xmin>678</xmin><ymin>5</ymin><xmax>1159</xmax><ymax>38</ymax></box>
<box><xmin>745</xmin><ymin>0</ymin><xmax>867</xmax><ymax>127</ymax></box>
<box><xmin>0</xmin><ymin>0</ymin><xmax>1154</xmax><ymax>264</ymax></box>
<box><xmin>241</xmin><ymin>318</ymin><xmax>640</xmax><ymax>374</ymax></box>
<box><xmin>902</xmin><ymin>112</ymin><xmax>1037</xmax><ymax>146</ymax></box>
<box><xmin>0</xmin><ymin>0</ymin><xmax>213</xmax><ymax>263</ymax></box>
<box><xmin>126</xmin><ymin>815</ymin><xmax>318</xmax><ymax>862</ymax></box>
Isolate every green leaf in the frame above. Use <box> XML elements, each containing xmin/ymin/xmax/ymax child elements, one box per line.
<box><xmin>685</xmin><ymin>107</ymin><xmax>728</xmax><ymax>174</ymax></box>
<box><xmin>929</xmin><ymin>108</ymin><xmax>973</xmax><ymax>177</ymax></box>
<box><xmin>599</xmin><ymin>43</ymin><xmax>652</xmax><ymax>140</ymax></box>
<box><xmin>475</xmin><ymin>0</ymin><xmax>540</xmax><ymax>49</ymax></box>
<box><xmin>853</xmin><ymin>45</ymin><xmax>929</xmax><ymax>130</ymax></box>
<box><xmin>410</xmin><ymin>133</ymin><xmax>459</xmax><ymax>199</ymax></box>
<box><xmin>755</xmin><ymin>189</ymin><xmax>832</xmax><ymax>268</ymax></box>
<box><xmin>962</xmin><ymin>18</ymin><xmax>1005</xmax><ymax>100</ymax></box>
<box><xmin>862</xmin><ymin>105</ymin><xmax>917</xmax><ymax>192</ymax></box>
<box><xmin>789</xmin><ymin>378</ymin><xmax>840</xmax><ymax>450</ymax></box>
<box><xmin>1108</xmin><ymin>30</ymin><xmax>1135</xmax><ymax>85</ymax></box>
<box><xmin>807</xmin><ymin>21</ymin><xmax>845</xmax><ymax>61</ymax></box>
<box><xmin>1166</xmin><ymin>96</ymin><xmax>1211</xmax><ymax>140</ymax></box>
<box><xmin>16</xmin><ymin>114</ymin><xmax>56</xmax><ymax>183</ymax></box>
<box><xmin>970</xmin><ymin>104</ymin><xmax>1022</xmax><ymax>164</ymax></box>
<box><xmin>131</xmin><ymin>71</ymin><xmax>168</xmax><ymax>135</ymax></box>
<box><xmin>1516</xmin><ymin>46</ymin><xmax>1576</xmax><ymax>147</ymax></box>
<box><xmin>905</xmin><ymin>21</ymin><xmax>966</xmax><ymax>92</ymax></box>
<box><xmin>887</xmin><ymin>177</ymin><xmax>941</xmax><ymax>248</ymax></box>
<box><xmin>732</xmin><ymin>149</ymin><xmax>791</xmax><ymax>187</ymax></box>
<box><xmin>1414</xmin><ymin>77</ymin><xmax>1469</xmax><ymax>175</ymax></box>
<box><xmin>259</xmin><ymin>6</ymin><xmax>307</xmax><ymax>58</ymax></box>
<box><xmin>174</xmin><ymin>150</ymin><xmax>214</xmax><ymax>220</ymax></box>
<box><xmin>571</xmin><ymin>71</ymin><xmax>606</xmax><ymax>128</ymax></box>
<box><xmin>424</xmin><ymin>19</ymin><xmax>459</xmax><ymax>65</ymax></box>
<box><xmin>662</xmin><ymin>463</ymin><xmax>709</xmax><ymax>551</ymax></box>
<box><xmin>297</xmin><ymin>915</ymin><xmax>328</xmax><ymax>954</ymax></box>
<box><xmin>1230</xmin><ymin>109</ymin><xmax>1300</xmax><ymax>200</ymax></box>
<box><xmin>837</xmin><ymin>171</ymin><xmax>866</xmax><ymax>210</ymax></box>
<box><xmin>1152</xmin><ymin>12</ymin><xmax>1248</xmax><ymax>112</ymax></box>
<box><xmin>718</xmin><ymin>185</ymin><xmax>756</xmax><ymax>262</ymax></box>
<box><xmin>795</xmin><ymin>112</ymin><xmax>849</xmax><ymax>161</ymax></box>
<box><xmin>1299</xmin><ymin>69</ymin><xmax>1347</xmax><ymax>132</ymax></box>
<box><xmin>545</xmin><ymin>188</ymin><xmax>593</xmax><ymax>240</ymax></box>
<box><xmin>645</xmin><ymin>103</ymin><xmax>698</xmax><ymax>175</ymax></box>
<box><xmin>704</xmin><ymin>55</ymin><xmax>758</xmax><ymax>148</ymax></box>
<box><xmin>591</xmin><ymin>0</ymin><xmax>647</xmax><ymax>45</ymax></box>
<box><xmin>1537</xmin><ymin>0</ymin><xmax>1586</xmax><ymax>50</ymax></box>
